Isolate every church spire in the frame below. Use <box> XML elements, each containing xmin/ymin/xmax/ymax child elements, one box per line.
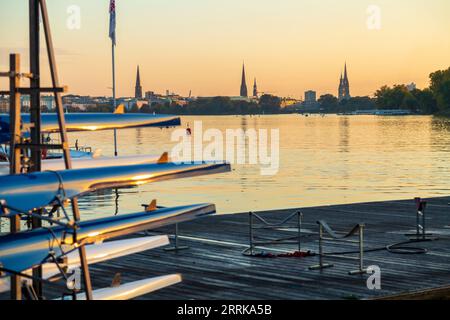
<box><xmin>135</xmin><ymin>65</ymin><xmax>143</xmax><ymax>99</ymax></box>
<box><xmin>344</xmin><ymin>62</ymin><xmax>348</xmax><ymax>82</ymax></box>
<box><xmin>253</xmin><ymin>78</ymin><xmax>258</xmax><ymax>97</ymax></box>
<box><xmin>338</xmin><ymin>62</ymin><xmax>350</xmax><ymax>101</ymax></box>
<box><xmin>240</xmin><ymin>63</ymin><xmax>248</xmax><ymax>97</ymax></box>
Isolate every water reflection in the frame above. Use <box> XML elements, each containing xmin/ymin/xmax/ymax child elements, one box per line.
<box><xmin>67</xmin><ymin>115</ymin><xmax>450</xmax><ymax>219</ymax></box>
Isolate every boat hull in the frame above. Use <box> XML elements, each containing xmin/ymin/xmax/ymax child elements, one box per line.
<box><xmin>0</xmin><ymin>203</ymin><xmax>215</xmax><ymax>273</ymax></box>
<box><xmin>0</xmin><ymin>162</ymin><xmax>230</xmax><ymax>214</ymax></box>
<box><xmin>57</xmin><ymin>275</ymin><xmax>182</xmax><ymax>300</ymax></box>
<box><xmin>0</xmin><ymin>236</ymin><xmax>170</xmax><ymax>293</ymax></box>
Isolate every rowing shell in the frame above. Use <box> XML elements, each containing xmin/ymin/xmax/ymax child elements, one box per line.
<box><xmin>0</xmin><ymin>161</ymin><xmax>230</xmax><ymax>214</ymax></box>
<box><xmin>0</xmin><ymin>154</ymin><xmax>165</xmax><ymax>176</ymax></box>
<box><xmin>0</xmin><ymin>235</ymin><xmax>170</xmax><ymax>294</ymax></box>
<box><xmin>0</xmin><ymin>203</ymin><xmax>216</xmax><ymax>273</ymax></box>
<box><xmin>0</xmin><ymin>113</ymin><xmax>181</xmax><ymax>142</ymax></box>
<box><xmin>58</xmin><ymin>275</ymin><xmax>182</xmax><ymax>300</ymax></box>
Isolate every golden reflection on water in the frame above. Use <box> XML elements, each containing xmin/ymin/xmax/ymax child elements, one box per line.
<box><xmin>69</xmin><ymin>115</ymin><xmax>450</xmax><ymax>218</ymax></box>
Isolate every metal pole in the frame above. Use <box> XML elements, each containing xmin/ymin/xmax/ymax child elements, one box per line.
<box><xmin>249</xmin><ymin>212</ymin><xmax>254</xmax><ymax>256</ymax></box>
<box><xmin>318</xmin><ymin>224</ymin><xmax>323</xmax><ymax>268</ymax></box>
<box><xmin>297</xmin><ymin>212</ymin><xmax>302</xmax><ymax>252</ymax></box>
<box><xmin>29</xmin><ymin>0</ymin><xmax>43</xmax><ymax>298</ymax></box>
<box><xmin>416</xmin><ymin>205</ymin><xmax>420</xmax><ymax>239</ymax></box>
<box><xmin>359</xmin><ymin>225</ymin><xmax>364</xmax><ymax>272</ymax></box>
<box><xmin>421</xmin><ymin>205</ymin><xmax>426</xmax><ymax>240</ymax></box>
<box><xmin>112</xmin><ymin>43</ymin><xmax>118</xmax><ymax>157</ymax></box>
<box><xmin>39</xmin><ymin>0</ymin><xmax>93</xmax><ymax>300</ymax></box>
<box><xmin>174</xmin><ymin>223</ymin><xmax>179</xmax><ymax>248</ymax></box>
<box><xmin>9</xmin><ymin>54</ymin><xmax>22</xmax><ymax>301</ymax></box>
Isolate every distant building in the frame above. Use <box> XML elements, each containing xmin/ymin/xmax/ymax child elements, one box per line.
<box><xmin>338</xmin><ymin>63</ymin><xmax>351</xmax><ymax>101</ymax></box>
<box><xmin>240</xmin><ymin>63</ymin><xmax>248</xmax><ymax>97</ymax></box>
<box><xmin>20</xmin><ymin>95</ymin><xmax>55</xmax><ymax>110</ymax></box>
<box><xmin>281</xmin><ymin>97</ymin><xmax>300</xmax><ymax>109</ymax></box>
<box><xmin>253</xmin><ymin>78</ymin><xmax>258</xmax><ymax>98</ymax></box>
<box><xmin>0</xmin><ymin>96</ymin><xmax>8</xmax><ymax>113</ymax></box>
<box><xmin>135</xmin><ymin>65</ymin><xmax>143</xmax><ymax>99</ymax></box>
<box><xmin>118</xmin><ymin>98</ymin><xmax>146</xmax><ymax>111</ymax></box>
<box><xmin>304</xmin><ymin>90</ymin><xmax>317</xmax><ymax>106</ymax></box>
<box><xmin>406</xmin><ymin>83</ymin><xmax>417</xmax><ymax>92</ymax></box>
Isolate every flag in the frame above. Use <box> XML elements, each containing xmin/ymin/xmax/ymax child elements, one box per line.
<box><xmin>109</xmin><ymin>0</ymin><xmax>116</xmax><ymax>46</ymax></box>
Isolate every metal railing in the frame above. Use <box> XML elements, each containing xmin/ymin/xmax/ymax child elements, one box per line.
<box><xmin>246</xmin><ymin>211</ymin><xmax>304</xmax><ymax>256</ymax></box>
<box><xmin>309</xmin><ymin>221</ymin><xmax>368</xmax><ymax>275</ymax></box>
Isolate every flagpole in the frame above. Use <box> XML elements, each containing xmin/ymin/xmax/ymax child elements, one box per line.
<box><xmin>110</xmin><ymin>0</ymin><xmax>118</xmax><ymax>157</ymax></box>
<box><xmin>112</xmin><ymin>41</ymin><xmax>118</xmax><ymax>157</ymax></box>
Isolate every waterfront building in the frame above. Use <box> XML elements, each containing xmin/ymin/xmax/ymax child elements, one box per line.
<box><xmin>253</xmin><ymin>78</ymin><xmax>258</xmax><ymax>98</ymax></box>
<box><xmin>304</xmin><ymin>90</ymin><xmax>317</xmax><ymax>106</ymax></box>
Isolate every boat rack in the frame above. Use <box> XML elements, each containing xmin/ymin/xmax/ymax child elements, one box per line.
<box><xmin>309</xmin><ymin>221</ymin><xmax>368</xmax><ymax>275</ymax></box>
<box><xmin>141</xmin><ymin>202</ymin><xmax>189</xmax><ymax>251</ymax></box>
<box><xmin>246</xmin><ymin>211</ymin><xmax>305</xmax><ymax>256</ymax></box>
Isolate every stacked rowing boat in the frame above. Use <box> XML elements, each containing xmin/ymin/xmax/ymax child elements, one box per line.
<box><xmin>0</xmin><ymin>114</ymin><xmax>230</xmax><ymax>300</ymax></box>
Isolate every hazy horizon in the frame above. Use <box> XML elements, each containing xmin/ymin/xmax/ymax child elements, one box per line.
<box><xmin>1</xmin><ymin>0</ymin><xmax>450</xmax><ymax>99</ymax></box>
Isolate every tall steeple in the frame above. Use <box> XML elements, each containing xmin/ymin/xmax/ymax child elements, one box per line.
<box><xmin>338</xmin><ymin>62</ymin><xmax>350</xmax><ymax>101</ymax></box>
<box><xmin>240</xmin><ymin>63</ymin><xmax>248</xmax><ymax>97</ymax></box>
<box><xmin>253</xmin><ymin>78</ymin><xmax>258</xmax><ymax>97</ymax></box>
<box><xmin>135</xmin><ymin>65</ymin><xmax>143</xmax><ymax>99</ymax></box>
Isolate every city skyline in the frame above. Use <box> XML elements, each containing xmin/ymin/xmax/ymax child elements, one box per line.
<box><xmin>1</xmin><ymin>0</ymin><xmax>450</xmax><ymax>98</ymax></box>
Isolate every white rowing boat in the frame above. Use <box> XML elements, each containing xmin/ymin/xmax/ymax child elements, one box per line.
<box><xmin>58</xmin><ymin>275</ymin><xmax>182</xmax><ymax>300</ymax></box>
<box><xmin>0</xmin><ymin>154</ymin><xmax>166</xmax><ymax>176</ymax></box>
<box><xmin>0</xmin><ymin>236</ymin><xmax>170</xmax><ymax>293</ymax></box>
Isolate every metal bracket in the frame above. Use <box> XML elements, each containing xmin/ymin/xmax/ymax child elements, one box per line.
<box><xmin>164</xmin><ymin>223</ymin><xmax>189</xmax><ymax>252</ymax></box>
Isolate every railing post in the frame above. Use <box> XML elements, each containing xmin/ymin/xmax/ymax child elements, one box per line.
<box><xmin>407</xmin><ymin>198</ymin><xmax>432</xmax><ymax>240</ymax></box>
<box><xmin>309</xmin><ymin>222</ymin><xmax>333</xmax><ymax>271</ymax></box>
<box><xmin>349</xmin><ymin>224</ymin><xmax>368</xmax><ymax>275</ymax></box>
<box><xmin>297</xmin><ymin>211</ymin><xmax>302</xmax><ymax>252</ymax></box>
<box><xmin>249</xmin><ymin>212</ymin><xmax>254</xmax><ymax>256</ymax></box>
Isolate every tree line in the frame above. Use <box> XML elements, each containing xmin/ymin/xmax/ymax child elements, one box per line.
<box><xmin>318</xmin><ymin>67</ymin><xmax>450</xmax><ymax>115</ymax></box>
<box><xmin>130</xmin><ymin>94</ymin><xmax>284</xmax><ymax>116</ymax></box>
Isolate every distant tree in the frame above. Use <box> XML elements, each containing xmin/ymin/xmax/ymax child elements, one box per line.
<box><xmin>259</xmin><ymin>94</ymin><xmax>281</xmax><ymax>114</ymax></box>
<box><xmin>318</xmin><ymin>94</ymin><xmax>339</xmax><ymax>112</ymax></box>
<box><xmin>430</xmin><ymin>67</ymin><xmax>450</xmax><ymax>113</ymax></box>
<box><xmin>375</xmin><ymin>85</ymin><xmax>415</xmax><ymax>110</ymax></box>
<box><xmin>411</xmin><ymin>88</ymin><xmax>438</xmax><ymax>114</ymax></box>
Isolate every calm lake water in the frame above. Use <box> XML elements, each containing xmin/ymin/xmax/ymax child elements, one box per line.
<box><xmin>68</xmin><ymin>115</ymin><xmax>450</xmax><ymax>219</ymax></box>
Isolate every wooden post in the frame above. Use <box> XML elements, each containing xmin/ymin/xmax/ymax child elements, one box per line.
<box><xmin>9</xmin><ymin>54</ymin><xmax>22</xmax><ymax>300</ymax></box>
<box><xmin>29</xmin><ymin>0</ymin><xmax>44</xmax><ymax>298</ymax></box>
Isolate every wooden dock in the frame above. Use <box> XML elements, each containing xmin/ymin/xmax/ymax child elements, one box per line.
<box><xmin>7</xmin><ymin>196</ymin><xmax>450</xmax><ymax>300</ymax></box>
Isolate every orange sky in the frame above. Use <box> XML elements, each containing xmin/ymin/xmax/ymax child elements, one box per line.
<box><xmin>1</xmin><ymin>0</ymin><xmax>450</xmax><ymax>99</ymax></box>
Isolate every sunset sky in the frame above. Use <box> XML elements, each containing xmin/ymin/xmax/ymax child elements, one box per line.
<box><xmin>1</xmin><ymin>0</ymin><xmax>450</xmax><ymax>99</ymax></box>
